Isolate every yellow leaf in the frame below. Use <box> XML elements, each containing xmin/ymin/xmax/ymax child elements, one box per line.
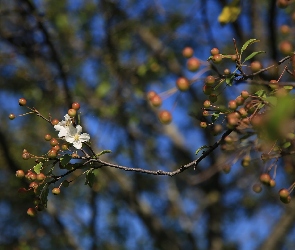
<box><xmin>218</xmin><ymin>0</ymin><xmax>241</xmax><ymax>25</ymax></box>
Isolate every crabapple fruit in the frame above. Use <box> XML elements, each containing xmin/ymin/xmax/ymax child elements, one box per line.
<box><xmin>186</xmin><ymin>57</ymin><xmax>200</xmax><ymax>71</ymax></box>
<box><xmin>18</xmin><ymin>98</ymin><xmax>27</xmax><ymax>106</ymax></box>
<box><xmin>72</xmin><ymin>102</ymin><xmax>80</xmax><ymax>110</ymax></box>
<box><xmin>158</xmin><ymin>110</ymin><xmax>172</xmax><ymax>124</ymax></box>
<box><xmin>52</xmin><ymin>187</ymin><xmax>61</xmax><ymax>195</ymax></box>
<box><xmin>176</xmin><ymin>77</ymin><xmax>190</xmax><ymax>91</ymax></box>
<box><xmin>182</xmin><ymin>47</ymin><xmax>194</xmax><ymax>58</ymax></box>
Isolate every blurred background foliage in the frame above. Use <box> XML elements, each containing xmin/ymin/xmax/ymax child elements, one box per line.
<box><xmin>1</xmin><ymin>0</ymin><xmax>295</xmax><ymax>249</ymax></box>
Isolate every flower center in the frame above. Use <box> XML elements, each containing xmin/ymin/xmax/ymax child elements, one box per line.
<box><xmin>74</xmin><ymin>134</ymin><xmax>80</xmax><ymax>141</ymax></box>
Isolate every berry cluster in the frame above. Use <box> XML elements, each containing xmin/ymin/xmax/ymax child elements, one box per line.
<box><xmin>12</xmin><ymin>99</ymin><xmax>95</xmax><ymax>216</ymax></box>
<box><xmin>147</xmin><ymin>46</ymin><xmax>203</xmax><ymax>125</ymax></box>
<box><xmin>201</xmin><ymin>41</ymin><xmax>295</xmax><ymax>203</ymax></box>
<box><xmin>12</xmin><ymin>35</ymin><xmax>295</xmax><ymax>216</ymax></box>
<box><xmin>145</xmin><ymin>38</ymin><xmax>295</xmax><ymax>204</ymax></box>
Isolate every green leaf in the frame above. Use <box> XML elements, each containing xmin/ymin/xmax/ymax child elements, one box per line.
<box><xmin>95</xmin><ymin>81</ymin><xmax>111</xmax><ymax>98</ymax></box>
<box><xmin>218</xmin><ymin>0</ymin><xmax>241</xmax><ymax>25</ymax></box>
<box><xmin>262</xmin><ymin>96</ymin><xmax>277</xmax><ymax>106</ymax></box>
<box><xmin>283</xmin><ymin>141</ymin><xmax>291</xmax><ymax>149</ymax></box>
<box><xmin>195</xmin><ymin>145</ymin><xmax>210</xmax><ymax>155</ymax></box>
<box><xmin>60</xmin><ymin>154</ymin><xmax>72</xmax><ymax>167</ymax></box>
<box><xmin>35</xmin><ymin>183</ymin><xmax>49</xmax><ymax>208</ymax></box>
<box><xmin>241</xmin><ymin>39</ymin><xmax>260</xmax><ymax>56</ymax></box>
<box><xmin>95</xmin><ymin>150</ymin><xmax>112</xmax><ymax>157</ymax></box>
<box><xmin>211</xmin><ymin>112</ymin><xmax>220</xmax><ymax>123</ymax></box>
<box><xmin>85</xmin><ymin>170</ymin><xmax>96</xmax><ymax>188</ymax></box>
<box><xmin>266</xmin><ymin>96</ymin><xmax>295</xmax><ymax>140</ymax></box>
<box><xmin>225</xmin><ymin>75</ymin><xmax>235</xmax><ymax>86</ymax></box>
<box><xmin>284</xmin><ymin>86</ymin><xmax>293</xmax><ymax>91</ymax></box>
<box><xmin>254</xmin><ymin>90</ymin><xmax>266</xmax><ymax>98</ymax></box>
<box><xmin>243</xmin><ymin>51</ymin><xmax>265</xmax><ymax>63</ymax></box>
<box><xmin>33</xmin><ymin>162</ymin><xmax>43</xmax><ymax>174</ymax></box>
<box><xmin>40</xmin><ymin>184</ymin><xmax>49</xmax><ymax>208</ymax></box>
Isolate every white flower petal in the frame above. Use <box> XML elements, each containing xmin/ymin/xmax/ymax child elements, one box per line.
<box><xmin>65</xmin><ymin>136</ymin><xmax>75</xmax><ymax>144</ymax></box>
<box><xmin>58</xmin><ymin>127</ymin><xmax>70</xmax><ymax>138</ymax></box>
<box><xmin>76</xmin><ymin>125</ymin><xmax>82</xmax><ymax>134</ymax></box>
<box><xmin>79</xmin><ymin>133</ymin><xmax>90</xmax><ymax>142</ymax></box>
<box><xmin>60</xmin><ymin>122</ymin><xmax>90</xmax><ymax>149</ymax></box>
<box><xmin>64</xmin><ymin>114</ymin><xmax>71</xmax><ymax>120</ymax></box>
<box><xmin>54</xmin><ymin>124</ymin><xmax>64</xmax><ymax>132</ymax></box>
<box><xmin>73</xmin><ymin>141</ymin><xmax>83</xmax><ymax>149</ymax></box>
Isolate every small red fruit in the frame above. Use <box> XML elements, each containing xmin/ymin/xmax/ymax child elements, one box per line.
<box><xmin>241</xmin><ymin>90</ymin><xmax>249</xmax><ymax>99</ymax></box>
<box><xmin>36</xmin><ymin>173</ymin><xmax>46</xmax><ymax>181</ymax></box>
<box><xmin>269</xmin><ymin>80</ymin><xmax>278</xmax><ymax>89</ymax></box>
<box><xmin>252</xmin><ymin>184</ymin><xmax>262</xmax><ymax>193</ymax></box>
<box><xmin>48</xmin><ymin>149</ymin><xmax>57</xmax><ymax>159</ymax></box>
<box><xmin>231</xmin><ymin>55</ymin><xmax>238</xmax><ymax>61</ymax></box>
<box><xmin>228</xmin><ymin>100</ymin><xmax>237</xmax><ymax>110</ymax></box>
<box><xmin>202</xmin><ymin>110</ymin><xmax>209</xmax><ymax>117</ymax></box>
<box><xmin>269</xmin><ymin>179</ymin><xmax>276</xmax><ymax>187</ymax></box>
<box><xmin>9</xmin><ymin>113</ymin><xmax>16</xmax><ymax>120</ymax></box>
<box><xmin>224</xmin><ymin>69</ymin><xmax>231</xmax><ymax>75</ymax></box>
<box><xmin>277</xmin><ymin>0</ymin><xmax>291</xmax><ymax>8</ymax></box>
<box><xmin>279</xmin><ymin>188</ymin><xmax>291</xmax><ymax>204</ymax></box>
<box><xmin>279</xmin><ymin>40</ymin><xmax>293</xmax><ymax>55</ymax></box>
<box><xmin>200</xmin><ymin>122</ymin><xmax>207</xmax><ymax>128</ymax></box>
<box><xmin>50</xmin><ymin>138</ymin><xmax>59</xmax><ymax>147</ymax></box>
<box><xmin>61</xmin><ymin>144</ymin><xmax>69</xmax><ymax>151</ymax></box>
<box><xmin>212</xmin><ymin>54</ymin><xmax>222</xmax><ymax>64</ymax></box>
<box><xmin>158</xmin><ymin>110</ymin><xmax>172</xmax><ymax>124</ymax></box>
<box><xmin>280</xmin><ymin>25</ymin><xmax>291</xmax><ymax>35</ymax></box>
<box><xmin>182</xmin><ymin>47</ymin><xmax>194</xmax><ymax>58</ymax></box>
<box><xmin>279</xmin><ymin>188</ymin><xmax>290</xmax><ymax>199</ymax></box>
<box><xmin>222</xmin><ymin>164</ymin><xmax>231</xmax><ymax>174</ymax></box>
<box><xmin>210</xmin><ymin>48</ymin><xmax>219</xmax><ymax>56</ymax></box>
<box><xmin>16</xmin><ymin>170</ymin><xmax>25</xmax><ymax>178</ymax></box>
<box><xmin>203</xmin><ymin>100</ymin><xmax>211</xmax><ymax>108</ymax></box>
<box><xmin>18</xmin><ymin>98</ymin><xmax>27</xmax><ymax>106</ymax></box>
<box><xmin>22</xmin><ymin>152</ymin><xmax>30</xmax><ymax>160</ymax></box>
<box><xmin>72</xmin><ymin>102</ymin><xmax>80</xmax><ymax>110</ymax></box>
<box><xmin>147</xmin><ymin>91</ymin><xmax>157</xmax><ymax>100</ymax></box>
<box><xmin>250</xmin><ymin>61</ymin><xmax>262</xmax><ymax>73</ymax></box>
<box><xmin>187</xmin><ymin>57</ymin><xmax>200</xmax><ymax>71</ymax></box>
<box><xmin>52</xmin><ymin>145</ymin><xmax>60</xmax><ymax>151</ymax></box>
<box><xmin>27</xmin><ymin>173</ymin><xmax>37</xmax><ymax>181</ymax></box>
<box><xmin>44</xmin><ymin>134</ymin><xmax>52</xmax><ymax>141</ymax></box>
<box><xmin>51</xmin><ymin>119</ymin><xmax>59</xmax><ymax>126</ymax></box>
<box><xmin>52</xmin><ymin>187</ymin><xmax>61</xmax><ymax>195</ymax></box>
<box><xmin>260</xmin><ymin>173</ymin><xmax>271</xmax><ymax>185</ymax></box>
<box><xmin>213</xmin><ymin>124</ymin><xmax>223</xmax><ymax>135</ymax></box>
<box><xmin>176</xmin><ymin>77</ymin><xmax>190</xmax><ymax>91</ymax></box>
<box><xmin>238</xmin><ymin>108</ymin><xmax>248</xmax><ymax>118</ymax></box>
<box><xmin>27</xmin><ymin>207</ymin><xmax>37</xmax><ymax>217</ymax></box>
<box><xmin>205</xmin><ymin>76</ymin><xmax>215</xmax><ymax>86</ymax></box>
<box><xmin>29</xmin><ymin>182</ymin><xmax>39</xmax><ymax>189</ymax></box>
<box><xmin>150</xmin><ymin>95</ymin><xmax>162</xmax><ymax>108</ymax></box>
<box><xmin>68</xmin><ymin>108</ymin><xmax>77</xmax><ymax>117</ymax></box>
<box><xmin>235</xmin><ymin>96</ymin><xmax>245</xmax><ymax>106</ymax></box>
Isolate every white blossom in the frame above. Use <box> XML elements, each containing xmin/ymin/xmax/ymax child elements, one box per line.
<box><xmin>64</xmin><ymin>125</ymin><xmax>90</xmax><ymax>149</ymax></box>
<box><xmin>54</xmin><ymin>114</ymin><xmax>72</xmax><ymax>138</ymax></box>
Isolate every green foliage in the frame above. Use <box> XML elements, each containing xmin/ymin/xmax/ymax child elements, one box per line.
<box><xmin>33</xmin><ymin>162</ymin><xmax>43</xmax><ymax>174</ymax></box>
<box><xmin>60</xmin><ymin>154</ymin><xmax>72</xmax><ymax>167</ymax></box>
<box><xmin>85</xmin><ymin>169</ymin><xmax>96</xmax><ymax>188</ymax></box>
